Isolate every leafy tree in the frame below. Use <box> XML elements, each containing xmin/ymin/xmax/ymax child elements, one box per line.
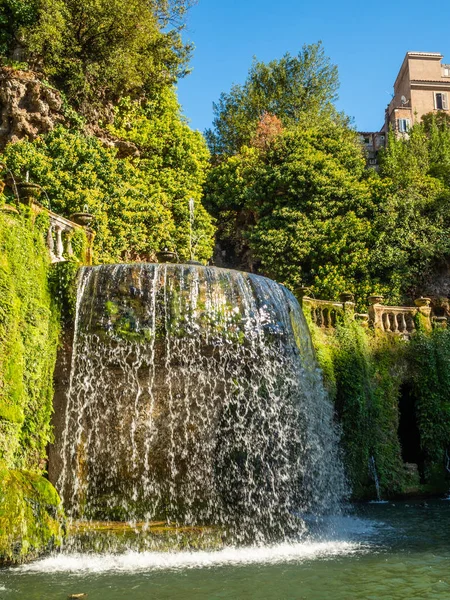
<box><xmin>108</xmin><ymin>87</ymin><xmax>215</xmax><ymax>262</ymax></box>
<box><xmin>205</xmin><ymin>117</ymin><xmax>375</xmax><ymax>304</ymax></box>
<box><xmin>370</xmin><ymin>118</ymin><xmax>450</xmax><ymax>300</ymax></box>
<box><xmin>2</xmin><ymin>89</ymin><xmax>214</xmax><ymax>263</ymax></box>
<box><xmin>0</xmin><ymin>0</ymin><xmax>194</xmax><ymax>114</ymax></box>
<box><xmin>0</xmin><ymin>0</ymin><xmax>39</xmax><ymax>59</ymax></box>
<box><xmin>205</xmin><ymin>42</ymin><xmax>340</xmax><ymax>157</ymax></box>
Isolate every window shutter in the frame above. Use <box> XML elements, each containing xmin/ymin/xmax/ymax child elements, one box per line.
<box><xmin>443</xmin><ymin>93</ymin><xmax>448</xmax><ymax>110</ymax></box>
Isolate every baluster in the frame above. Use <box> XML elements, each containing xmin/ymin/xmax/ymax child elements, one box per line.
<box><xmin>393</xmin><ymin>313</ymin><xmax>399</xmax><ymax>333</ymax></box>
<box><xmin>65</xmin><ymin>231</ymin><xmax>74</xmax><ymax>257</ymax></box>
<box><xmin>400</xmin><ymin>313</ymin><xmax>407</xmax><ymax>333</ymax></box>
<box><xmin>324</xmin><ymin>308</ymin><xmax>329</xmax><ymax>328</ymax></box>
<box><xmin>55</xmin><ymin>226</ymin><xmax>64</xmax><ymax>261</ymax></box>
<box><xmin>47</xmin><ymin>225</ymin><xmax>56</xmax><ymax>262</ymax></box>
<box><xmin>317</xmin><ymin>306</ymin><xmax>323</xmax><ymax>327</ymax></box>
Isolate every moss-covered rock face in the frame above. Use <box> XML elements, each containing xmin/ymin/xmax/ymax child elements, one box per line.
<box><xmin>0</xmin><ymin>469</ymin><xmax>64</xmax><ymax>565</ymax></box>
<box><xmin>0</xmin><ymin>211</ymin><xmax>67</xmax><ymax>563</ymax></box>
<box><xmin>0</xmin><ymin>211</ymin><xmax>60</xmax><ymax>470</ymax></box>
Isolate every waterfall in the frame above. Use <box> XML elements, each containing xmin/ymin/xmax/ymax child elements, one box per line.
<box><xmin>368</xmin><ymin>456</ymin><xmax>388</xmax><ymax>504</ymax></box>
<box><xmin>51</xmin><ymin>264</ymin><xmax>347</xmax><ymax>544</ymax></box>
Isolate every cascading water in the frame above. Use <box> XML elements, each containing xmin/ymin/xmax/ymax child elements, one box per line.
<box><xmin>50</xmin><ymin>263</ymin><xmax>347</xmax><ymax>546</ymax></box>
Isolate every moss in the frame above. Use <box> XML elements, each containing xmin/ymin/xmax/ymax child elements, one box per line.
<box><xmin>310</xmin><ymin>316</ymin><xmax>407</xmax><ymax>500</ymax></box>
<box><xmin>0</xmin><ymin>212</ymin><xmax>60</xmax><ymax>471</ymax></box>
<box><xmin>309</xmin><ymin>315</ymin><xmax>450</xmax><ymax>500</ymax></box>
<box><xmin>0</xmin><ymin>403</ymin><xmax>24</xmax><ymax>424</ymax></box>
<box><xmin>48</xmin><ymin>260</ymin><xmax>80</xmax><ymax>324</ymax></box>
<box><xmin>67</xmin><ymin>521</ymin><xmax>224</xmax><ymax>554</ymax></box>
<box><xmin>105</xmin><ymin>300</ymin><xmax>119</xmax><ymax>316</ymax></box>
<box><xmin>0</xmin><ymin>468</ymin><xmax>64</xmax><ymax>565</ymax></box>
<box><xmin>407</xmin><ymin>328</ymin><xmax>450</xmax><ymax>481</ymax></box>
<box><xmin>0</xmin><ymin>213</ymin><xmax>71</xmax><ymax>564</ymax></box>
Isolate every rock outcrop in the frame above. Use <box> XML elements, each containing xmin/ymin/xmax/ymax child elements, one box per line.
<box><xmin>0</xmin><ymin>68</ymin><xmax>65</xmax><ymax>149</ymax></box>
<box><xmin>0</xmin><ymin>68</ymin><xmax>140</xmax><ymax>158</ymax></box>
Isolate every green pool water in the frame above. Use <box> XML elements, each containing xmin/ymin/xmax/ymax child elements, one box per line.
<box><xmin>1</xmin><ymin>499</ymin><xmax>450</xmax><ymax>600</ymax></box>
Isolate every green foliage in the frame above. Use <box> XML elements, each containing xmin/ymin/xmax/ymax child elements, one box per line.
<box><xmin>373</xmin><ymin>117</ymin><xmax>450</xmax><ymax>299</ymax></box>
<box><xmin>0</xmin><ymin>0</ymin><xmax>194</xmax><ymax>114</ymax></box>
<box><xmin>310</xmin><ymin>317</ymin><xmax>406</xmax><ymax>499</ymax></box>
<box><xmin>48</xmin><ymin>260</ymin><xmax>80</xmax><ymax>323</ymax></box>
<box><xmin>0</xmin><ymin>0</ymin><xmax>39</xmax><ymax>59</ymax></box>
<box><xmin>0</xmin><ymin>212</ymin><xmax>59</xmax><ymax>471</ymax></box>
<box><xmin>205</xmin><ymin>118</ymin><xmax>375</xmax><ymax>306</ymax></box>
<box><xmin>108</xmin><ymin>88</ymin><xmax>215</xmax><ymax>262</ymax></box>
<box><xmin>0</xmin><ymin>468</ymin><xmax>63</xmax><ymax>564</ymax></box>
<box><xmin>205</xmin><ymin>42</ymin><xmax>340</xmax><ymax>156</ymax></box>
<box><xmin>2</xmin><ymin>94</ymin><xmax>215</xmax><ymax>263</ymax></box>
<box><xmin>407</xmin><ymin>329</ymin><xmax>450</xmax><ymax>479</ymax></box>
<box><xmin>206</xmin><ymin>50</ymin><xmax>450</xmax><ymax>305</ymax></box>
<box><xmin>309</xmin><ymin>314</ymin><xmax>450</xmax><ymax>498</ymax></box>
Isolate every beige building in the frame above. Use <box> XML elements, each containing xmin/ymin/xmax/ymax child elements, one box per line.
<box><xmin>359</xmin><ymin>132</ymin><xmax>386</xmax><ymax>169</ymax></box>
<box><xmin>384</xmin><ymin>52</ymin><xmax>450</xmax><ymax>133</ymax></box>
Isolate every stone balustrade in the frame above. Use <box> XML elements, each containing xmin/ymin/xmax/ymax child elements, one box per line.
<box><xmin>369</xmin><ymin>305</ymin><xmax>419</xmax><ymax>335</ymax></box>
<box><xmin>368</xmin><ymin>296</ymin><xmax>432</xmax><ymax>336</ymax></box>
<box><xmin>298</xmin><ymin>289</ymin><xmax>437</xmax><ymax>335</ymax></box>
<box><xmin>31</xmin><ymin>202</ymin><xmax>95</xmax><ymax>265</ymax></box>
<box><xmin>302</xmin><ymin>297</ymin><xmax>354</xmax><ymax>329</ymax></box>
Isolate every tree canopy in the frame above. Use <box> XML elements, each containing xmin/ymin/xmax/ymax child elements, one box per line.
<box><xmin>205</xmin><ymin>42</ymin><xmax>340</xmax><ymax>157</ymax></box>
<box><xmin>2</xmin><ymin>87</ymin><xmax>215</xmax><ymax>264</ymax></box>
<box><xmin>205</xmin><ymin>88</ymin><xmax>450</xmax><ymax>306</ymax></box>
<box><xmin>0</xmin><ymin>0</ymin><xmax>194</xmax><ymax>114</ymax></box>
<box><xmin>205</xmin><ymin>116</ymin><xmax>377</xmax><ymax>303</ymax></box>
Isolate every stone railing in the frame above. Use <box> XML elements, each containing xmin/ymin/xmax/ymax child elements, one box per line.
<box><xmin>31</xmin><ymin>202</ymin><xmax>95</xmax><ymax>265</ymax></box>
<box><xmin>302</xmin><ymin>295</ymin><xmax>355</xmax><ymax>329</ymax></box>
<box><xmin>298</xmin><ymin>289</ymin><xmax>437</xmax><ymax>336</ymax></box>
<box><xmin>367</xmin><ymin>295</ymin><xmax>431</xmax><ymax>336</ymax></box>
<box><xmin>1</xmin><ymin>178</ymin><xmax>95</xmax><ymax>265</ymax></box>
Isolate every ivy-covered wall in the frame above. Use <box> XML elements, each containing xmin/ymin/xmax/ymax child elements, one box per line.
<box><xmin>0</xmin><ymin>211</ymin><xmax>59</xmax><ymax>469</ymax></box>
<box><xmin>0</xmin><ymin>210</ymin><xmax>64</xmax><ymax>563</ymax></box>
<box><xmin>309</xmin><ymin>316</ymin><xmax>450</xmax><ymax>500</ymax></box>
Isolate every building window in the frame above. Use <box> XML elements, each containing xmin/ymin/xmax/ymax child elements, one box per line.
<box><xmin>435</xmin><ymin>92</ymin><xmax>448</xmax><ymax>110</ymax></box>
<box><xmin>443</xmin><ymin>67</ymin><xmax>450</xmax><ymax>78</ymax></box>
<box><xmin>397</xmin><ymin>118</ymin><xmax>410</xmax><ymax>133</ymax></box>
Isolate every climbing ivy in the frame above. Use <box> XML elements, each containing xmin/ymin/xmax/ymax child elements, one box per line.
<box><xmin>309</xmin><ymin>313</ymin><xmax>450</xmax><ymax>499</ymax></box>
<box><xmin>407</xmin><ymin>329</ymin><xmax>450</xmax><ymax>484</ymax></box>
<box><xmin>309</xmin><ymin>316</ymin><xmax>407</xmax><ymax>499</ymax></box>
<box><xmin>0</xmin><ymin>210</ymin><xmax>59</xmax><ymax>471</ymax></box>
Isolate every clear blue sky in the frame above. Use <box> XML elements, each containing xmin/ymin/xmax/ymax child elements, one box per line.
<box><xmin>177</xmin><ymin>0</ymin><xmax>450</xmax><ymax>134</ymax></box>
